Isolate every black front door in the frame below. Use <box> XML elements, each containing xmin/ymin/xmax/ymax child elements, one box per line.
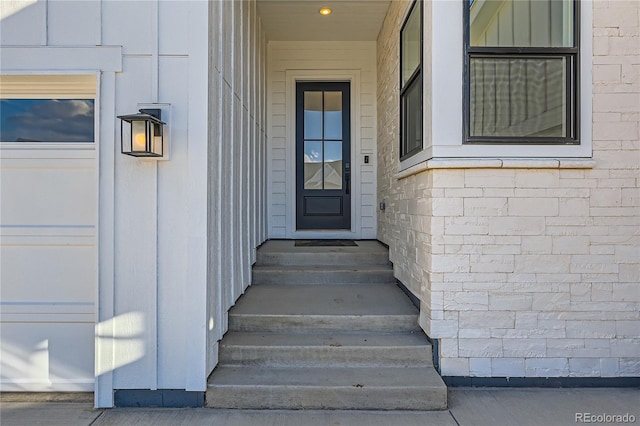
<box><xmin>296</xmin><ymin>82</ymin><xmax>351</xmax><ymax>230</ymax></box>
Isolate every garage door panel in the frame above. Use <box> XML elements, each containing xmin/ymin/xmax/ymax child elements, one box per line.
<box><xmin>0</xmin><ymin>244</ymin><xmax>96</xmax><ymax>303</ymax></box>
<box><xmin>0</xmin><ymin>322</ymin><xmax>94</xmax><ymax>391</ymax></box>
<box><xmin>0</xmin><ymin>161</ymin><xmax>96</xmax><ymax>226</ymax></box>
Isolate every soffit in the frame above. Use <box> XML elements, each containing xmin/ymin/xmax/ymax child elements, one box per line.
<box><xmin>256</xmin><ymin>0</ymin><xmax>391</xmax><ymax>41</ymax></box>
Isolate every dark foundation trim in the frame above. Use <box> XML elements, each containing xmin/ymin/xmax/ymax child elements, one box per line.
<box><xmin>114</xmin><ymin>389</ymin><xmax>204</xmax><ymax>407</ymax></box>
<box><xmin>444</xmin><ymin>376</ymin><xmax>640</xmax><ymax>388</ymax></box>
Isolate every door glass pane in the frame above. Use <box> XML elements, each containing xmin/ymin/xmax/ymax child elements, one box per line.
<box><xmin>304</xmin><ymin>140</ymin><xmax>323</xmax><ymax>189</ymax></box>
<box><xmin>470</xmin><ymin>0</ymin><xmax>573</xmax><ymax>47</ymax></box>
<box><xmin>324</xmin><ymin>141</ymin><xmax>342</xmax><ymax>190</ymax></box>
<box><xmin>324</xmin><ymin>91</ymin><xmax>342</xmax><ymax>140</ymax></box>
<box><xmin>401</xmin><ymin>2</ymin><xmax>421</xmax><ymax>86</ymax></box>
<box><xmin>470</xmin><ymin>57</ymin><xmax>567</xmax><ymax>138</ymax></box>
<box><xmin>0</xmin><ymin>99</ymin><xmax>95</xmax><ymax>142</ymax></box>
<box><xmin>304</xmin><ymin>91</ymin><xmax>322</xmax><ymax>139</ymax></box>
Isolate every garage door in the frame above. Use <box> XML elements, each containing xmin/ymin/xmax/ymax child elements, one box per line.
<box><xmin>0</xmin><ymin>75</ymin><xmax>97</xmax><ymax>391</ymax></box>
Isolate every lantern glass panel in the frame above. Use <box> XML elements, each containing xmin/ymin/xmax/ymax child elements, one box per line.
<box><xmin>132</xmin><ymin>120</ymin><xmax>148</xmax><ymax>152</ymax></box>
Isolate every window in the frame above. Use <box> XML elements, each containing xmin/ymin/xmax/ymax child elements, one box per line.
<box><xmin>0</xmin><ymin>75</ymin><xmax>96</xmax><ymax>143</ymax></box>
<box><xmin>400</xmin><ymin>0</ymin><xmax>422</xmax><ymax>160</ymax></box>
<box><xmin>0</xmin><ymin>99</ymin><xmax>94</xmax><ymax>142</ymax></box>
<box><xmin>464</xmin><ymin>0</ymin><xmax>579</xmax><ymax>144</ymax></box>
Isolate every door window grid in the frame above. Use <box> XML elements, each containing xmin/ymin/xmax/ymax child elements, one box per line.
<box><xmin>303</xmin><ymin>91</ymin><xmax>343</xmax><ymax>190</ymax></box>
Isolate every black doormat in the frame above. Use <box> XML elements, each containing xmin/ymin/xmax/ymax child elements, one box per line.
<box><xmin>294</xmin><ymin>239</ymin><xmax>358</xmax><ymax>247</ymax></box>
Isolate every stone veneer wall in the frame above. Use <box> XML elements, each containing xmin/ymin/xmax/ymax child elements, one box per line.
<box><xmin>377</xmin><ymin>0</ymin><xmax>639</xmax><ymax>378</ymax></box>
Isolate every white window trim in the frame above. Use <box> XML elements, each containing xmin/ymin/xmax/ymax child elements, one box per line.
<box><xmin>0</xmin><ymin>73</ymin><xmax>98</xmax><ymax>150</ymax></box>
<box><xmin>400</xmin><ymin>0</ymin><xmax>593</xmax><ymax>172</ymax></box>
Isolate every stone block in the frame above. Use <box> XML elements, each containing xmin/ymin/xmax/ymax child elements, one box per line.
<box><xmin>502</xmin><ymin>339</ymin><xmax>546</xmax><ymax>357</ymax></box>
<box><xmin>430</xmin><ymin>319</ymin><xmax>459</xmax><ymax>338</ymax></box>
<box><xmin>600</xmin><ymin>358</ymin><xmax>619</xmax><ymax>377</ymax></box>
<box><xmin>432</xmin><ymin>197</ymin><xmax>463</xmax><ymax>217</ymax></box>
<box><xmin>568</xmin><ymin>358</ymin><xmax>601</xmax><ymax>377</ymax></box>
<box><xmin>459</xmin><ymin>328</ymin><xmax>491</xmax><ymax>338</ymax></box>
<box><xmin>431</xmin><ymin>254</ymin><xmax>469</xmax><ymax>273</ymax></box>
<box><xmin>508</xmin><ymin>198</ymin><xmax>559</xmax><ymax>217</ymax></box>
<box><xmin>439</xmin><ymin>338</ymin><xmax>458</xmax><ymax>357</ymax></box>
<box><xmin>570</xmin><ymin>255</ymin><xmax>619</xmax><ymax>274</ymax></box>
<box><xmin>515</xmin><ymin>255</ymin><xmax>571</xmax><ymax>274</ymax></box>
<box><xmin>593</xmin><ymin>64</ymin><xmax>622</xmax><ymax>83</ymax></box>
<box><xmin>444</xmin><ymin>291</ymin><xmax>488</xmax><ymax>311</ymax></box>
<box><xmin>469</xmin><ymin>357</ymin><xmax>491</xmax><ymax>376</ymax></box>
<box><xmin>464</xmin><ymin>198</ymin><xmax>508</xmax><ymax>217</ymax></box>
<box><xmin>616</xmin><ymin>321</ymin><xmax>640</xmax><ymax>338</ymax></box>
<box><xmin>459</xmin><ymin>338</ymin><xmax>503</xmax><ymax>357</ymax></box>
<box><xmin>521</xmin><ymin>236</ymin><xmax>553</xmax><ymax>254</ymax></box>
<box><xmin>444</xmin><ymin>217</ymin><xmax>490</xmax><ymax>236</ymax></box>
<box><xmin>593</xmin><ymin>121</ymin><xmax>638</xmax><ymax>141</ymax></box>
<box><xmin>610</xmin><ymin>339</ymin><xmax>640</xmax><ymax>357</ymax></box>
<box><xmin>525</xmin><ymin>358</ymin><xmax>569</xmax><ymax>377</ymax></box>
<box><xmin>552</xmin><ymin>236</ymin><xmax>590</xmax><ymax>254</ymax></box>
<box><xmin>440</xmin><ymin>357</ymin><xmax>470</xmax><ymax>376</ymax></box>
<box><xmin>459</xmin><ymin>311</ymin><xmax>515</xmax><ymax>329</ymax></box>
<box><xmin>531</xmin><ymin>292</ymin><xmax>571</xmax><ymax>311</ymax></box>
<box><xmin>558</xmin><ymin>198</ymin><xmax>590</xmax><ymax>217</ymax></box>
<box><xmin>491</xmin><ymin>358</ymin><xmax>525</xmax><ymax>377</ymax></box>
<box><xmin>464</xmin><ymin>169</ymin><xmax>516</xmax><ymax>188</ymax></box>
<box><xmin>514</xmin><ymin>170</ymin><xmax>560</xmax><ymax>188</ymax></box>
<box><xmin>613</xmin><ymin>283</ymin><xmax>640</xmax><ymax>302</ymax></box>
<box><xmin>489</xmin><ymin>293</ymin><xmax>533</xmax><ymax>311</ymax></box>
<box><xmin>566</xmin><ymin>321</ymin><xmax>617</xmax><ymax>339</ymax></box>
<box><xmin>489</xmin><ymin>217</ymin><xmax>545</xmax><ymax>236</ymax></box>
<box><xmin>470</xmin><ymin>254</ymin><xmax>514</xmax><ymax>273</ymax></box>
<box><xmin>619</xmin><ymin>358</ymin><xmax>640</xmax><ymax>376</ymax></box>
<box><xmin>615</xmin><ymin>245</ymin><xmax>640</xmax><ymax>263</ymax></box>
<box><xmin>593</xmin><ymin>93</ymin><xmax>640</xmax><ymax>113</ymax></box>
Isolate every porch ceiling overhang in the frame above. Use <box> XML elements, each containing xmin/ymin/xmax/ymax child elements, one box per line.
<box><xmin>256</xmin><ymin>0</ymin><xmax>391</xmax><ymax>41</ymax></box>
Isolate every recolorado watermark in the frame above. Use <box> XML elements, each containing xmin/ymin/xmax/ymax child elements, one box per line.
<box><xmin>576</xmin><ymin>413</ymin><xmax>636</xmax><ymax>423</ymax></box>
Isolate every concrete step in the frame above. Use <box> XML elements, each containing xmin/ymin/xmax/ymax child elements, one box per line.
<box><xmin>219</xmin><ymin>331</ymin><xmax>432</xmax><ymax>367</ymax></box>
<box><xmin>256</xmin><ymin>240</ymin><xmax>392</xmax><ymax>267</ymax></box>
<box><xmin>228</xmin><ymin>284</ymin><xmax>420</xmax><ymax>333</ymax></box>
<box><xmin>206</xmin><ymin>366</ymin><xmax>448</xmax><ymax>410</ymax></box>
<box><xmin>252</xmin><ymin>265</ymin><xmax>395</xmax><ymax>285</ymax></box>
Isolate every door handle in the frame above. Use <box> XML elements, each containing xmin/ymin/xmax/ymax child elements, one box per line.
<box><xmin>345</xmin><ymin>162</ymin><xmax>351</xmax><ymax>195</ymax></box>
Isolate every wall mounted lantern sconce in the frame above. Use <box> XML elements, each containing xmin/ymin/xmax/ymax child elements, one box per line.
<box><xmin>118</xmin><ymin>108</ymin><xmax>166</xmax><ymax>157</ymax></box>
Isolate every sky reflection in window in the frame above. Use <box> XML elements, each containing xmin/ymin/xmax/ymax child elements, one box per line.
<box><xmin>0</xmin><ymin>99</ymin><xmax>94</xmax><ymax>142</ymax></box>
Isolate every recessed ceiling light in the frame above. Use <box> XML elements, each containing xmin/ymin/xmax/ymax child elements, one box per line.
<box><xmin>319</xmin><ymin>7</ymin><xmax>332</xmax><ymax>16</ymax></box>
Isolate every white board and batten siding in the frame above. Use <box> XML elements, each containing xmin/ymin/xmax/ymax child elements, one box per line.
<box><xmin>267</xmin><ymin>42</ymin><xmax>378</xmax><ymax>239</ymax></box>
<box><xmin>207</xmin><ymin>0</ymin><xmax>269</xmax><ymax>376</ymax></box>
<box><xmin>0</xmin><ymin>0</ymin><xmax>212</xmax><ymax>406</ymax></box>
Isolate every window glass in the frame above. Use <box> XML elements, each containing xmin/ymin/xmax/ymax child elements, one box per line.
<box><xmin>323</xmin><ymin>91</ymin><xmax>342</xmax><ymax>140</ymax></box>
<box><xmin>304</xmin><ymin>140</ymin><xmax>323</xmax><ymax>189</ymax></box>
<box><xmin>401</xmin><ymin>3</ymin><xmax>421</xmax><ymax>86</ymax></box>
<box><xmin>470</xmin><ymin>57</ymin><xmax>567</xmax><ymax>138</ymax></box>
<box><xmin>403</xmin><ymin>76</ymin><xmax>423</xmax><ymax>155</ymax></box>
<box><xmin>324</xmin><ymin>141</ymin><xmax>343</xmax><ymax>190</ymax></box>
<box><xmin>304</xmin><ymin>91</ymin><xmax>322</xmax><ymax>140</ymax></box>
<box><xmin>470</xmin><ymin>0</ymin><xmax>573</xmax><ymax>47</ymax></box>
<box><xmin>0</xmin><ymin>99</ymin><xmax>94</xmax><ymax>142</ymax></box>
